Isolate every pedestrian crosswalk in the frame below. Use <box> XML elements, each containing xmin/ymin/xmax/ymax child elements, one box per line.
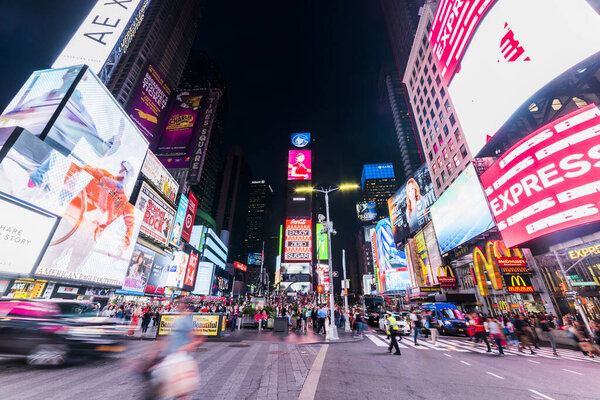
<box><xmin>365</xmin><ymin>332</ymin><xmax>600</xmax><ymax>363</ymax></box>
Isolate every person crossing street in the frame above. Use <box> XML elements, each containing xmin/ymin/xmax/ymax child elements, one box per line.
<box><xmin>386</xmin><ymin>312</ymin><xmax>401</xmax><ymax>355</ymax></box>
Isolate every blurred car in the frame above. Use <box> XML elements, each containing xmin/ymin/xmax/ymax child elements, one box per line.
<box><xmin>421</xmin><ymin>302</ymin><xmax>468</xmax><ymax>336</ymax></box>
<box><xmin>378</xmin><ymin>311</ymin><xmax>411</xmax><ymax>335</ymax></box>
<box><xmin>0</xmin><ymin>299</ymin><xmax>127</xmax><ymax>366</ymax></box>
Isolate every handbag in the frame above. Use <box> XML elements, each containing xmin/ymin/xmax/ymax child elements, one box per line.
<box><xmin>152</xmin><ymin>352</ymin><xmax>200</xmax><ymax>399</ymax></box>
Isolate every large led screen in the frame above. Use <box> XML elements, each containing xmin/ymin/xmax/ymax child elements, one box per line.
<box><xmin>140</xmin><ymin>150</ymin><xmax>179</xmax><ymax>203</ymax></box>
<box><xmin>284</xmin><ymin>219</ymin><xmax>312</xmax><ymax>262</ymax></box>
<box><xmin>356</xmin><ymin>202</ymin><xmax>377</xmax><ymax>222</ymax></box>
<box><xmin>480</xmin><ymin>104</ymin><xmax>600</xmax><ymax>248</ymax></box>
<box><xmin>121</xmin><ymin>243</ymin><xmax>154</xmax><ymax>294</ymax></box>
<box><xmin>430</xmin><ymin>164</ymin><xmax>494</xmax><ymax>254</ymax></box>
<box><xmin>388</xmin><ymin>164</ymin><xmax>436</xmax><ymax>243</ymax></box>
<box><xmin>134</xmin><ymin>182</ymin><xmax>176</xmax><ymax>246</ymax></box>
<box><xmin>316</xmin><ymin>223</ymin><xmax>328</xmax><ymax>261</ymax></box>
<box><xmin>156</xmin><ymin>91</ymin><xmax>203</xmax><ymax>158</ymax></box>
<box><xmin>281</xmin><ymin>263</ymin><xmax>311</xmax><ymax>275</ymax></box>
<box><xmin>287</xmin><ymin>150</ymin><xmax>312</xmax><ymax>180</ymax></box>
<box><xmin>192</xmin><ymin>262</ymin><xmax>214</xmax><ymax>295</ymax></box>
<box><xmin>0</xmin><ymin>195</ymin><xmax>58</xmax><ymax>276</ymax></box>
<box><xmin>446</xmin><ymin>0</ymin><xmax>600</xmax><ymax>155</ymax></box>
<box><xmin>170</xmin><ymin>194</ymin><xmax>188</xmax><ymax>246</ymax></box>
<box><xmin>145</xmin><ymin>253</ymin><xmax>170</xmax><ymax>295</ymax></box>
<box><xmin>164</xmin><ymin>251</ymin><xmax>190</xmax><ymax>288</ymax></box>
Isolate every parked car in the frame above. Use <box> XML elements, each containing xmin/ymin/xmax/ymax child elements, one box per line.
<box><xmin>0</xmin><ymin>299</ymin><xmax>127</xmax><ymax>366</ymax></box>
<box><xmin>421</xmin><ymin>302</ymin><xmax>468</xmax><ymax>336</ymax></box>
<box><xmin>378</xmin><ymin>311</ymin><xmax>411</xmax><ymax>335</ymax></box>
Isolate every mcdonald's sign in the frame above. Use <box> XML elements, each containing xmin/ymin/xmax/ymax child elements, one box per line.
<box><xmin>473</xmin><ymin>240</ymin><xmax>525</xmax><ymax>296</ymax></box>
<box><xmin>505</xmin><ymin>274</ymin><xmax>534</xmax><ymax>293</ymax></box>
<box><xmin>438</xmin><ymin>265</ymin><xmax>456</xmax><ymax>288</ymax></box>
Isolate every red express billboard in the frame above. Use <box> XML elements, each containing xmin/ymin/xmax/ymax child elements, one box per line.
<box><xmin>480</xmin><ymin>104</ymin><xmax>600</xmax><ymax>248</ymax></box>
<box><xmin>429</xmin><ymin>0</ymin><xmax>496</xmax><ymax>86</ymax></box>
<box><xmin>127</xmin><ymin>64</ymin><xmax>171</xmax><ymax>148</ymax></box>
<box><xmin>284</xmin><ymin>219</ymin><xmax>312</xmax><ymax>262</ymax></box>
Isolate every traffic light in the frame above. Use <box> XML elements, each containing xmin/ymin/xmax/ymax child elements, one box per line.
<box><xmin>559</xmin><ymin>282</ymin><xmax>568</xmax><ymax>292</ymax></box>
<box><xmin>317</xmin><ymin>285</ymin><xmax>324</xmax><ymax>294</ymax></box>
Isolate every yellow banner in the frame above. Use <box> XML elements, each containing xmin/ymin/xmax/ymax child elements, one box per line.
<box><xmin>158</xmin><ymin>314</ymin><xmax>221</xmax><ymax>336</ymax></box>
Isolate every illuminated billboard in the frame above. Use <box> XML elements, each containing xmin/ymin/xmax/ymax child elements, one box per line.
<box><xmin>316</xmin><ymin>223</ymin><xmax>328</xmax><ymax>261</ymax></box>
<box><xmin>388</xmin><ymin>164</ymin><xmax>436</xmax><ymax>243</ymax></box>
<box><xmin>170</xmin><ymin>194</ymin><xmax>188</xmax><ymax>246</ymax></box>
<box><xmin>127</xmin><ymin>63</ymin><xmax>171</xmax><ymax>147</ymax></box>
<box><xmin>122</xmin><ymin>244</ymin><xmax>154</xmax><ymax>294</ymax></box>
<box><xmin>356</xmin><ymin>202</ymin><xmax>377</xmax><ymax>222</ymax></box>
<box><xmin>480</xmin><ymin>104</ymin><xmax>600</xmax><ymax>248</ymax></box>
<box><xmin>283</xmin><ymin>219</ymin><xmax>312</xmax><ymax>262</ymax></box>
<box><xmin>0</xmin><ymin>66</ymin><xmax>148</xmax><ymax>198</ymax></box>
<box><xmin>181</xmin><ymin>191</ymin><xmax>197</xmax><ymax>243</ymax></box>
<box><xmin>145</xmin><ymin>253</ymin><xmax>170</xmax><ymax>295</ymax></box>
<box><xmin>291</xmin><ymin>132</ymin><xmax>310</xmax><ymax>148</ymax></box>
<box><xmin>287</xmin><ymin>150</ymin><xmax>312</xmax><ymax>180</ymax></box>
<box><xmin>141</xmin><ymin>150</ymin><xmax>179</xmax><ymax>203</ymax></box>
<box><xmin>156</xmin><ymin>91</ymin><xmax>202</xmax><ymax>158</ymax></box>
<box><xmin>281</xmin><ymin>263</ymin><xmax>311</xmax><ymax>275</ymax></box>
<box><xmin>164</xmin><ymin>251</ymin><xmax>190</xmax><ymax>288</ymax></box>
<box><xmin>52</xmin><ymin>0</ymin><xmax>143</xmax><ymax>74</ymax></box>
<box><xmin>316</xmin><ymin>263</ymin><xmax>331</xmax><ymax>292</ymax></box>
<box><xmin>430</xmin><ymin>164</ymin><xmax>494</xmax><ymax>254</ymax></box>
<box><xmin>135</xmin><ymin>182</ymin><xmax>176</xmax><ymax>245</ymax></box>
<box><xmin>183</xmin><ymin>249</ymin><xmax>199</xmax><ymax>291</ymax></box>
<box><xmin>0</xmin><ymin>195</ymin><xmax>58</xmax><ymax>276</ymax></box>
<box><xmin>443</xmin><ymin>0</ymin><xmax>600</xmax><ymax>155</ymax></box>
<box><xmin>247</xmin><ymin>252</ymin><xmax>262</xmax><ymax>265</ymax></box>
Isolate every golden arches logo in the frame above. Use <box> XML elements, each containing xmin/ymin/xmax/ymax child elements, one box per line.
<box><xmin>472</xmin><ymin>240</ymin><xmax>525</xmax><ymax>296</ymax></box>
<box><xmin>438</xmin><ymin>265</ymin><xmax>455</xmax><ymax>278</ymax></box>
<box><xmin>511</xmin><ymin>275</ymin><xmax>527</xmax><ymax>287</ymax></box>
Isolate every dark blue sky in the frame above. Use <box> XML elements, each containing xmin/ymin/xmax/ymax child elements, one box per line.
<box><xmin>0</xmin><ymin>0</ymin><xmax>401</xmax><ymax>271</ymax></box>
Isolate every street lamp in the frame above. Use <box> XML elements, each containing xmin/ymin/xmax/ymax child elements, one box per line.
<box><xmin>296</xmin><ymin>183</ymin><xmax>359</xmax><ymax>341</ymax></box>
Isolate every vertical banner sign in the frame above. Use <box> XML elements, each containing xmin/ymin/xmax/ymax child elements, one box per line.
<box><xmin>181</xmin><ymin>191</ymin><xmax>198</xmax><ymax>243</ymax></box>
<box><xmin>189</xmin><ymin>89</ymin><xmax>220</xmax><ymax>182</ymax></box>
<box><xmin>156</xmin><ymin>91</ymin><xmax>202</xmax><ymax>157</ymax></box>
<box><xmin>127</xmin><ymin>64</ymin><xmax>171</xmax><ymax>147</ymax></box>
<box><xmin>283</xmin><ymin>219</ymin><xmax>312</xmax><ymax>261</ymax></box>
<box><xmin>183</xmin><ymin>250</ymin><xmax>199</xmax><ymax>290</ymax></box>
<box><xmin>170</xmin><ymin>194</ymin><xmax>188</xmax><ymax>246</ymax></box>
<box><xmin>316</xmin><ymin>223</ymin><xmax>329</xmax><ymax>260</ymax></box>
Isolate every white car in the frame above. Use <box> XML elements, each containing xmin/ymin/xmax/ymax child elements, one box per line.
<box><xmin>378</xmin><ymin>311</ymin><xmax>411</xmax><ymax>335</ymax></box>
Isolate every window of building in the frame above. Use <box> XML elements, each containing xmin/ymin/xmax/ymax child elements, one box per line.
<box><xmin>445</xmin><ymin>99</ymin><xmax>451</xmax><ymax>111</ymax></box>
<box><xmin>418</xmin><ymin>47</ymin><xmax>424</xmax><ymax>59</ymax></box>
<box><xmin>425</xmin><ymin>137</ymin><xmax>429</xmax><ymax>147</ymax></box>
<box><xmin>427</xmin><ymin>76</ymin><xmax>432</xmax><ymax>86</ymax></box>
<box><xmin>453</xmin><ymin>154</ymin><xmax>460</xmax><ymax>167</ymax></box>
<box><xmin>410</xmin><ymin>77</ymin><xmax>414</xmax><ymax>88</ymax></box>
<box><xmin>422</xmin><ymin>34</ymin><xmax>428</xmax><ymax>47</ymax></box>
<box><xmin>432</xmin><ymin>63</ymin><xmax>437</xmax><ymax>74</ymax></box>
<box><xmin>429</xmin><ymin>130</ymin><xmax>434</xmax><ymax>139</ymax></box>
<box><xmin>431</xmin><ymin>87</ymin><xmax>436</xmax><ymax>98</ymax></box>
<box><xmin>446</xmin><ymin>163</ymin><xmax>453</xmax><ymax>174</ymax></box>
<box><xmin>436</xmin><ymin>76</ymin><xmax>441</xmax><ymax>86</ymax></box>
<box><xmin>428</xmin><ymin>151</ymin><xmax>433</xmax><ymax>161</ymax></box>
<box><xmin>439</xmin><ymin>111</ymin><xmax>444</xmax><ymax>123</ymax></box>
<box><xmin>434</xmin><ymin>121</ymin><xmax>439</xmax><ymax>131</ymax></box>
<box><xmin>432</xmin><ymin>164</ymin><xmax>437</xmax><ymax>174</ymax></box>
<box><xmin>419</xmin><ymin>116</ymin><xmax>423</xmax><ymax>125</ymax></box>
<box><xmin>442</xmin><ymin>148</ymin><xmax>448</xmax><ymax>160</ymax></box>
<box><xmin>460</xmin><ymin>144</ymin><xmax>468</xmax><ymax>158</ymax></box>
<box><xmin>437</xmin><ymin>156</ymin><xmax>442</xmax><ymax>167</ymax></box>
<box><xmin>435</xmin><ymin>99</ymin><xmax>441</xmax><ymax>110</ymax></box>
<box><xmin>441</xmin><ymin>170</ymin><xmax>446</xmax><ymax>181</ymax></box>
<box><xmin>433</xmin><ymin>143</ymin><xmax>439</xmax><ymax>153</ymax></box>
<box><xmin>449</xmin><ymin>113</ymin><xmax>456</xmax><ymax>126</ymax></box>
<box><xmin>424</xmin><ymin>87</ymin><xmax>428</xmax><ymax>96</ymax></box>
<box><xmin>443</xmin><ymin>125</ymin><xmax>449</xmax><ymax>136</ymax></box>
<box><xmin>440</xmin><ymin>87</ymin><xmax>446</xmax><ymax>98</ymax></box>
<box><xmin>430</xmin><ymin>109</ymin><xmax>435</xmax><ymax>119</ymax></box>
<box><xmin>426</xmin><ymin>98</ymin><xmax>431</xmax><ymax>108</ymax></box>
<box><xmin>436</xmin><ymin>177</ymin><xmax>442</xmax><ymax>188</ymax></box>
<box><xmin>417</xmin><ymin>105</ymin><xmax>421</xmax><ymax>115</ymax></box>
<box><xmin>424</xmin><ymin>66</ymin><xmax>429</xmax><ymax>75</ymax></box>
<box><xmin>448</xmin><ymin>137</ymin><xmax>454</xmax><ymax>151</ymax></box>
<box><xmin>426</xmin><ymin>119</ymin><xmax>431</xmax><ymax>128</ymax></box>
<box><xmin>417</xmin><ymin>86</ymin><xmax>421</xmax><ymax>96</ymax></box>
<box><xmin>454</xmin><ymin>128</ymin><xmax>461</xmax><ymax>142</ymax></box>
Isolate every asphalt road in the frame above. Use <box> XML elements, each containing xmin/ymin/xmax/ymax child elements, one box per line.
<box><xmin>0</xmin><ymin>328</ymin><xmax>598</xmax><ymax>400</ymax></box>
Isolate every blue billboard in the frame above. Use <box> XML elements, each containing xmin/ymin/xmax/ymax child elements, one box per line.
<box><xmin>170</xmin><ymin>194</ymin><xmax>189</xmax><ymax>246</ymax></box>
<box><xmin>430</xmin><ymin>164</ymin><xmax>494</xmax><ymax>254</ymax></box>
<box><xmin>291</xmin><ymin>132</ymin><xmax>310</xmax><ymax>148</ymax></box>
<box><xmin>361</xmin><ymin>163</ymin><xmax>395</xmax><ymax>189</ymax></box>
<box><xmin>356</xmin><ymin>202</ymin><xmax>377</xmax><ymax>222</ymax></box>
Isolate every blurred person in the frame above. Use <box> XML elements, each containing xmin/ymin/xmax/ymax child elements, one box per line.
<box><xmin>516</xmin><ymin>314</ymin><xmax>536</xmax><ymax>355</ymax></box>
<box><xmin>141</xmin><ymin>309</ymin><xmax>152</xmax><ymax>337</ymax></box>
<box><xmin>487</xmin><ymin>317</ymin><xmax>505</xmax><ymax>356</ymax></box>
<box><xmin>426</xmin><ymin>310</ymin><xmax>438</xmax><ymax>346</ymax></box>
<box><xmin>410</xmin><ymin>309</ymin><xmax>422</xmax><ymax>345</ymax></box>
<box><xmin>472</xmin><ymin>313</ymin><xmax>492</xmax><ymax>352</ymax></box>
<box><xmin>540</xmin><ymin>314</ymin><xmax>558</xmax><ymax>356</ymax></box>
<box><xmin>386</xmin><ymin>312</ymin><xmax>401</xmax><ymax>355</ymax></box>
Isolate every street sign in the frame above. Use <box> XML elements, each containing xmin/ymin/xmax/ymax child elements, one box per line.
<box><xmin>571</xmin><ymin>281</ymin><xmax>597</xmax><ymax>287</ymax></box>
<box><xmin>341</xmin><ymin>279</ymin><xmax>350</xmax><ymax>289</ymax></box>
<box><xmin>565</xmin><ymin>290</ymin><xmax>577</xmax><ymax>296</ymax></box>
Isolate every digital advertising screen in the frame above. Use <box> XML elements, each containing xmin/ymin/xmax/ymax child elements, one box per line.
<box><xmin>234</xmin><ymin>261</ymin><xmax>247</xmax><ymax>272</ymax></box>
<box><xmin>164</xmin><ymin>251</ymin><xmax>190</xmax><ymax>288</ymax></box>
<box><xmin>430</xmin><ymin>164</ymin><xmax>495</xmax><ymax>254</ymax></box>
<box><xmin>480</xmin><ymin>104</ymin><xmax>600</xmax><ymax>248</ymax></box>
<box><xmin>388</xmin><ymin>164</ymin><xmax>436</xmax><ymax>243</ymax></box>
<box><xmin>52</xmin><ymin>0</ymin><xmax>142</xmax><ymax>74</ymax></box>
<box><xmin>121</xmin><ymin>243</ymin><xmax>154</xmax><ymax>294</ymax></box>
<box><xmin>414</xmin><ymin>231</ymin><xmax>433</xmax><ymax>287</ymax></box>
<box><xmin>287</xmin><ymin>150</ymin><xmax>312</xmax><ymax>180</ymax></box>
<box><xmin>291</xmin><ymin>132</ymin><xmax>311</xmax><ymax>148</ymax></box>
<box><xmin>443</xmin><ymin>0</ymin><xmax>600</xmax><ymax>155</ymax></box>
<box><xmin>145</xmin><ymin>253</ymin><xmax>170</xmax><ymax>295</ymax></box>
<box><xmin>384</xmin><ymin>269</ymin><xmax>411</xmax><ymax>293</ymax></box>
<box><xmin>284</xmin><ymin>219</ymin><xmax>312</xmax><ymax>262</ymax></box>
<box><xmin>141</xmin><ymin>150</ymin><xmax>179</xmax><ymax>203</ymax></box>
<box><xmin>183</xmin><ymin>250</ymin><xmax>199</xmax><ymax>291</ymax></box>
<box><xmin>0</xmin><ymin>195</ymin><xmax>58</xmax><ymax>276</ymax></box>
<box><xmin>135</xmin><ymin>182</ymin><xmax>176</xmax><ymax>245</ymax></box>
<box><xmin>316</xmin><ymin>223</ymin><xmax>328</xmax><ymax>261</ymax></box>
<box><xmin>192</xmin><ymin>262</ymin><xmax>214</xmax><ymax>295</ymax></box>
<box><xmin>423</xmin><ymin>223</ymin><xmax>442</xmax><ymax>285</ymax></box>
<box><xmin>156</xmin><ymin>91</ymin><xmax>203</xmax><ymax>158</ymax></box>
<box><xmin>316</xmin><ymin>263</ymin><xmax>331</xmax><ymax>292</ymax></box>
<box><xmin>356</xmin><ymin>202</ymin><xmax>377</xmax><ymax>222</ymax></box>
<box><xmin>181</xmin><ymin>191</ymin><xmax>198</xmax><ymax>243</ymax></box>
<box><xmin>281</xmin><ymin>263</ymin><xmax>311</xmax><ymax>275</ymax></box>
<box><xmin>127</xmin><ymin>63</ymin><xmax>171</xmax><ymax>147</ymax></box>
<box><xmin>247</xmin><ymin>252</ymin><xmax>262</xmax><ymax>265</ymax></box>
<box><xmin>170</xmin><ymin>194</ymin><xmax>188</xmax><ymax>246</ymax></box>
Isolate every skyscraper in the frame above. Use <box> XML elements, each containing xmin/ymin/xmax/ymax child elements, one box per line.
<box><xmin>242</xmin><ymin>180</ymin><xmax>273</xmax><ymax>287</ymax></box>
<box><xmin>383</xmin><ymin>73</ymin><xmax>423</xmax><ymax>182</ymax></box>
<box><xmin>402</xmin><ymin>1</ymin><xmax>473</xmax><ymax>197</ymax></box>
<box><xmin>361</xmin><ymin>163</ymin><xmax>397</xmax><ymax>219</ymax></box>
<box><xmin>106</xmin><ymin>0</ymin><xmax>201</xmax><ymax>106</ymax></box>
<box><xmin>215</xmin><ymin>146</ymin><xmax>251</xmax><ymax>263</ymax></box>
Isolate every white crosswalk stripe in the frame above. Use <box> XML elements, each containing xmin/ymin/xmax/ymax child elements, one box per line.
<box><xmin>372</xmin><ymin>334</ymin><xmax>408</xmax><ymax>348</ymax></box>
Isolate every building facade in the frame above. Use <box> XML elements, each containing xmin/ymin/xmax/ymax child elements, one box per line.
<box><xmin>361</xmin><ymin>163</ymin><xmax>397</xmax><ymax>219</ymax></box>
<box><xmin>402</xmin><ymin>1</ymin><xmax>473</xmax><ymax>197</ymax></box>
<box><xmin>242</xmin><ymin>180</ymin><xmax>273</xmax><ymax>286</ymax></box>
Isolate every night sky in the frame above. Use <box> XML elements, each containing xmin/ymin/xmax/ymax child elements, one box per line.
<box><xmin>0</xmin><ymin>1</ymin><xmax>401</xmax><ymax>276</ymax></box>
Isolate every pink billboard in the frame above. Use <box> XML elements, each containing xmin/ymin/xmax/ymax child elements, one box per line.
<box><xmin>428</xmin><ymin>0</ymin><xmax>496</xmax><ymax>86</ymax></box>
<box><xmin>480</xmin><ymin>104</ymin><xmax>600</xmax><ymax>248</ymax></box>
<box><xmin>287</xmin><ymin>150</ymin><xmax>312</xmax><ymax>180</ymax></box>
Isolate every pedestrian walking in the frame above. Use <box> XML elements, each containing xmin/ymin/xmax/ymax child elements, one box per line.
<box><xmin>540</xmin><ymin>314</ymin><xmax>558</xmax><ymax>356</ymax></box>
<box><xmin>317</xmin><ymin>306</ymin><xmax>327</xmax><ymax>335</ymax></box>
<box><xmin>487</xmin><ymin>317</ymin><xmax>505</xmax><ymax>356</ymax></box>
<box><xmin>386</xmin><ymin>312</ymin><xmax>401</xmax><ymax>356</ymax></box>
<box><xmin>426</xmin><ymin>310</ymin><xmax>439</xmax><ymax>346</ymax></box>
<box><xmin>231</xmin><ymin>306</ymin><xmax>239</xmax><ymax>332</ymax></box>
<box><xmin>410</xmin><ymin>309</ymin><xmax>421</xmax><ymax>345</ymax></box>
<box><xmin>472</xmin><ymin>313</ymin><xmax>492</xmax><ymax>352</ymax></box>
<box><xmin>141</xmin><ymin>309</ymin><xmax>152</xmax><ymax>337</ymax></box>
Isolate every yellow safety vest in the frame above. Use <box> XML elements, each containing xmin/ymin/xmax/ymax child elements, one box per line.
<box><xmin>387</xmin><ymin>316</ymin><xmax>398</xmax><ymax>334</ymax></box>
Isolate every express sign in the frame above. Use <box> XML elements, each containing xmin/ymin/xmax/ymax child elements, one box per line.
<box><xmin>480</xmin><ymin>104</ymin><xmax>600</xmax><ymax>248</ymax></box>
<box><xmin>429</xmin><ymin>0</ymin><xmax>496</xmax><ymax>86</ymax></box>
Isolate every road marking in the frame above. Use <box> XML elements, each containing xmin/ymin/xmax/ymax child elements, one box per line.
<box><xmin>444</xmin><ymin>353</ymin><xmax>452</xmax><ymax>358</ymax></box>
<box><xmin>376</xmin><ymin>335</ymin><xmax>408</xmax><ymax>348</ymax></box>
<box><xmin>562</xmin><ymin>369</ymin><xmax>583</xmax><ymax>376</ymax></box>
<box><xmin>402</xmin><ymin>341</ymin><xmax>429</xmax><ymax>350</ymax></box>
<box><xmin>528</xmin><ymin>389</ymin><xmax>555</xmax><ymax>400</ymax></box>
<box><xmin>366</xmin><ymin>334</ymin><xmax>388</xmax><ymax>347</ymax></box>
<box><xmin>460</xmin><ymin>360</ymin><xmax>471</xmax><ymax>366</ymax></box>
<box><xmin>298</xmin><ymin>345</ymin><xmax>328</xmax><ymax>400</ymax></box>
<box><xmin>527</xmin><ymin>359</ymin><xmax>541</xmax><ymax>364</ymax></box>
<box><xmin>486</xmin><ymin>372</ymin><xmax>504</xmax><ymax>380</ymax></box>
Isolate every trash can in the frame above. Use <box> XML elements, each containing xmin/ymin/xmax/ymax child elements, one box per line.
<box><xmin>274</xmin><ymin>317</ymin><xmax>289</xmax><ymax>333</ymax></box>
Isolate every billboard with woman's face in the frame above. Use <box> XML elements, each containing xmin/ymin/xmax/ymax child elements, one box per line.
<box><xmin>388</xmin><ymin>164</ymin><xmax>436</xmax><ymax>244</ymax></box>
<box><xmin>287</xmin><ymin>150</ymin><xmax>311</xmax><ymax>180</ymax></box>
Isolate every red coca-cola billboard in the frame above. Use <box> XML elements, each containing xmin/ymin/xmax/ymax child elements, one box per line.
<box><xmin>480</xmin><ymin>104</ymin><xmax>600</xmax><ymax>248</ymax></box>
